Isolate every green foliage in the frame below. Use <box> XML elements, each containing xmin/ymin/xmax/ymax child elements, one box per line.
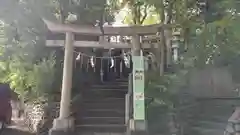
<box><xmin>0</xmin><ymin>52</ymin><xmax>57</xmax><ymax>103</ymax></box>
<box><xmin>143</xmin><ymin>0</ymin><xmax>240</xmax><ymax>133</ymax></box>
<box><xmin>197</xmin><ymin>0</ymin><xmax>225</xmax><ymax>23</ymax></box>
<box><xmin>24</xmin><ymin>55</ymin><xmax>56</xmax><ymax>102</ymax></box>
<box><xmin>146</xmin><ymin>66</ymin><xmax>189</xmax><ymax>107</ymax></box>
<box><xmin>108</xmin><ymin>0</ymin><xmax>156</xmax><ymax>25</ymax></box>
<box><xmin>0</xmin><ymin>0</ymin><xmax>114</xmax><ymax>104</ymax></box>
<box><xmin>0</xmin><ymin>0</ymin><xmax>58</xmax><ymax>102</ymax></box>
<box><xmin>145</xmin><ymin>66</ymin><xmax>190</xmax><ymax>134</ymax></box>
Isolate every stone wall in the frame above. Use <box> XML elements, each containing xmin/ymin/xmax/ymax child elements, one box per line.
<box><xmin>23</xmin><ymin>102</ymin><xmax>59</xmax><ymax>135</ymax></box>
<box><xmin>188</xmin><ymin>67</ymin><xmax>237</xmax><ymax>97</ymax></box>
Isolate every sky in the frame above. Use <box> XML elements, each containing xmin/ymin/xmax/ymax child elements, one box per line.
<box><xmin>112</xmin><ymin>7</ymin><xmax>129</xmax><ymax>26</ymax></box>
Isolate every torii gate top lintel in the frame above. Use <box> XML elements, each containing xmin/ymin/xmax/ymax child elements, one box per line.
<box><xmin>43</xmin><ymin>18</ymin><xmax>173</xmax><ymax>36</ymax></box>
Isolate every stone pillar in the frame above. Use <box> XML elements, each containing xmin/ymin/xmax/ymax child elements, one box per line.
<box><xmin>165</xmin><ymin>27</ymin><xmax>172</xmax><ymax>67</ymax></box>
<box><xmin>225</xmin><ymin>107</ymin><xmax>240</xmax><ymax>135</ymax></box>
<box><xmin>172</xmin><ymin>43</ymin><xmax>179</xmax><ymax>63</ymax></box>
<box><xmin>129</xmin><ymin>35</ymin><xmax>148</xmax><ymax>135</ymax></box>
<box><xmin>172</xmin><ymin>34</ymin><xmax>180</xmax><ymax>63</ymax></box>
<box><xmin>49</xmin><ymin>32</ymin><xmax>74</xmax><ymax>135</ymax></box>
<box><xmin>59</xmin><ymin>32</ymin><xmax>74</xmax><ymax>119</ymax></box>
<box><xmin>132</xmin><ymin>35</ymin><xmax>141</xmax><ymax>56</ymax></box>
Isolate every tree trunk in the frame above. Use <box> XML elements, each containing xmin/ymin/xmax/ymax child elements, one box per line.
<box><xmin>131</xmin><ymin>3</ymin><xmax>148</xmax><ymax>56</ymax></box>
<box><xmin>160</xmin><ymin>27</ymin><xmax>166</xmax><ymax>76</ymax></box>
<box><xmin>165</xmin><ymin>0</ymin><xmax>174</xmax><ymax>68</ymax></box>
<box><xmin>158</xmin><ymin>0</ymin><xmax>166</xmax><ymax>76</ymax></box>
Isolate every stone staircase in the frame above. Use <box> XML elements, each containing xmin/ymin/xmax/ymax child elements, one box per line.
<box><xmin>74</xmin><ymin>78</ymin><xmax>128</xmax><ymax>134</ymax></box>
<box><xmin>183</xmin><ymin>100</ymin><xmax>235</xmax><ymax>135</ymax></box>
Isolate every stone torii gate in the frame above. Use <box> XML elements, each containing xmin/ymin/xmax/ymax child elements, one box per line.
<box><xmin>43</xmin><ymin>19</ymin><xmax>172</xmax><ymax>135</ymax></box>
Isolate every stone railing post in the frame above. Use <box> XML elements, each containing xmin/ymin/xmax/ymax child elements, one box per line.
<box><xmin>126</xmin><ymin>73</ymin><xmax>133</xmax><ymax>124</ymax></box>
<box><xmin>225</xmin><ymin>107</ymin><xmax>240</xmax><ymax>135</ymax></box>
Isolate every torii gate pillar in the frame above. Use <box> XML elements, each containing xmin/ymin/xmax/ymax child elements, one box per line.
<box><xmin>49</xmin><ymin>32</ymin><xmax>74</xmax><ymax>135</ymax></box>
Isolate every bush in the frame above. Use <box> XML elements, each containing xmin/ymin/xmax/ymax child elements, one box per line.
<box><xmin>145</xmin><ymin>67</ymin><xmax>190</xmax><ymax>135</ymax></box>
<box><xmin>2</xmin><ymin>53</ymin><xmax>57</xmax><ymax>103</ymax></box>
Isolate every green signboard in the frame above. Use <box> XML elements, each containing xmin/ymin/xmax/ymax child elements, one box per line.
<box><xmin>132</xmin><ymin>55</ymin><xmax>145</xmax><ymax>120</ymax></box>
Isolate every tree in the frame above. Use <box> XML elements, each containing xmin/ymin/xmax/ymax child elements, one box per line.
<box><xmin>108</xmin><ymin>0</ymin><xmax>155</xmax><ymax>25</ymax></box>
<box><xmin>144</xmin><ymin>0</ymin><xmax>240</xmax><ymax>134</ymax></box>
<box><xmin>0</xmin><ymin>0</ymin><xmax>113</xmax><ymax>102</ymax></box>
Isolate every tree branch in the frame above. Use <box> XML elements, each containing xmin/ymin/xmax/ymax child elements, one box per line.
<box><xmin>132</xmin><ymin>6</ymin><xmax>137</xmax><ymax>24</ymax></box>
<box><xmin>140</xmin><ymin>5</ymin><xmax>148</xmax><ymax>24</ymax></box>
<box><xmin>165</xmin><ymin>0</ymin><xmax>174</xmax><ymax>24</ymax></box>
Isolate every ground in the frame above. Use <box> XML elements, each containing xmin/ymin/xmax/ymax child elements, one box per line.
<box><xmin>1</xmin><ymin>128</ymin><xmax>34</xmax><ymax>135</ymax></box>
<box><xmin>0</xmin><ymin>106</ymin><xmax>35</xmax><ymax>135</ymax></box>
<box><xmin>0</xmin><ymin>118</ymin><xmax>34</xmax><ymax>135</ymax></box>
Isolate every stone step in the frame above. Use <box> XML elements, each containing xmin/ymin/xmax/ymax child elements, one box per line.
<box><xmin>79</xmin><ymin>109</ymin><xmax>125</xmax><ymax>117</ymax></box>
<box><xmin>88</xmin><ymin>88</ymin><xmax>128</xmax><ymax>92</ymax></box>
<box><xmin>184</xmin><ymin>129</ymin><xmax>201</xmax><ymax>135</ymax></box>
<box><xmin>82</xmin><ymin>98</ymin><xmax>125</xmax><ymax>103</ymax></box>
<box><xmin>91</xmin><ymin>85</ymin><xmax>128</xmax><ymax>89</ymax></box>
<box><xmin>195</xmin><ymin>111</ymin><xmax>233</xmax><ymax>119</ymax></box>
<box><xmin>80</xmin><ymin>102</ymin><xmax>125</xmax><ymax>110</ymax></box>
<box><xmin>91</xmin><ymin>84</ymin><xmax>128</xmax><ymax>89</ymax></box>
<box><xmin>74</xmin><ymin>132</ymin><xmax>126</xmax><ymax>135</ymax></box>
<box><xmin>76</xmin><ymin>117</ymin><xmax>125</xmax><ymax>125</ymax></box>
<box><xmin>116</xmin><ymin>78</ymin><xmax>128</xmax><ymax>81</ymax></box>
<box><xmin>186</xmin><ymin>115</ymin><xmax>230</xmax><ymax>123</ymax></box>
<box><xmin>95</xmin><ymin>82</ymin><xmax>128</xmax><ymax>86</ymax></box>
<box><xmin>188</xmin><ymin>121</ymin><xmax>227</xmax><ymax>129</ymax></box>
<box><xmin>184</xmin><ymin>106</ymin><xmax>233</xmax><ymax>114</ymax></box>
<box><xmin>84</xmin><ymin>87</ymin><xmax>126</xmax><ymax>92</ymax></box>
<box><xmin>197</xmin><ymin>104</ymin><xmax>235</xmax><ymax>110</ymax></box>
<box><xmin>75</xmin><ymin>124</ymin><xmax>126</xmax><ymax>133</ymax></box>
<box><xmin>82</xmin><ymin>91</ymin><xmax>126</xmax><ymax>98</ymax></box>
<box><xmin>186</xmin><ymin>113</ymin><xmax>232</xmax><ymax>123</ymax></box>
<box><xmin>190</xmin><ymin>127</ymin><xmax>225</xmax><ymax>135</ymax></box>
<box><xmin>73</xmin><ymin>79</ymin><xmax>128</xmax><ymax>134</ymax></box>
<box><xmin>197</xmin><ymin>98</ymin><xmax>240</xmax><ymax>105</ymax></box>
<box><xmin>199</xmin><ymin>105</ymin><xmax>234</xmax><ymax>109</ymax></box>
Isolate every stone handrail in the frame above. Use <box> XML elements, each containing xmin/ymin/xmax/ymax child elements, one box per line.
<box><xmin>125</xmin><ymin>74</ymin><xmax>133</xmax><ymax>125</ymax></box>
<box><xmin>225</xmin><ymin>107</ymin><xmax>240</xmax><ymax>135</ymax></box>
